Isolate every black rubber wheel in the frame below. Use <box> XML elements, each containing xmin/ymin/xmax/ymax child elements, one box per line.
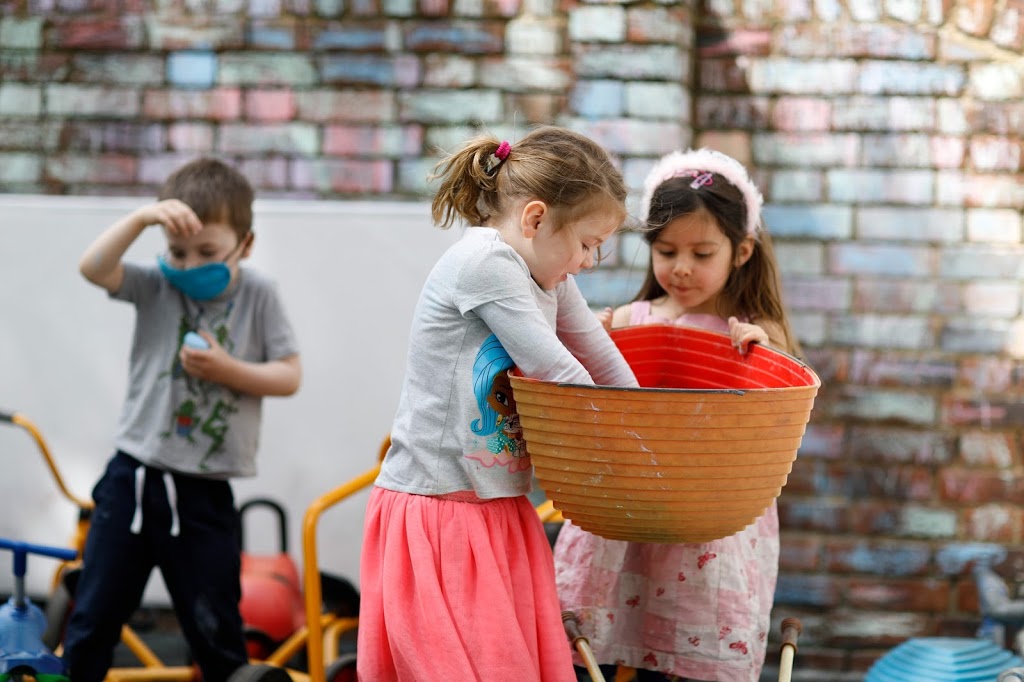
<box><xmin>325</xmin><ymin>653</ymin><xmax>358</xmax><ymax>682</ymax></box>
<box><xmin>227</xmin><ymin>663</ymin><xmax>293</xmax><ymax>682</ymax></box>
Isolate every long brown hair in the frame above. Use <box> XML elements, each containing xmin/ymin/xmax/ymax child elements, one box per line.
<box><xmin>635</xmin><ymin>173</ymin><xmax>802</xmax><ymax>357</ymax></box>
<box><xmin>430</xmin><ymin>125</ymin><xmax>627</xmax><ymax>232</ymax></box>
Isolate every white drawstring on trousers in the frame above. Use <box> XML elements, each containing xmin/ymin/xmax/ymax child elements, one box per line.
<box><xmin>163</xmin><ymin>472</ymin><xmax>180</xmax><ymax>537</ymax></box>
<box><xmin>129</xmin><ymin>466</ymin><xmax>181</xmax><ymax>537</ymax></box>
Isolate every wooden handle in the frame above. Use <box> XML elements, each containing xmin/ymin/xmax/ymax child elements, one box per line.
<box><xmin>780</xmin><ymin>617</ymin><xmax>802</xmax><ymax>651</ymax></box>
<box><xmin>562</xmin><ymin>611</ymin><xmax>606</xmax><ymax>682</ymax></box>
<box><xmin>778</xmin><ymin>617</ymin><xmax>803</xmax><ymax>682</ymax></box>
<box><xmin>562</xmin><ymin>610</ymin><xmax>584</xmax><ymax>642</ymax></box>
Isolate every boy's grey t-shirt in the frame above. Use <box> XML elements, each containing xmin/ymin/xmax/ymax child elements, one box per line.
<box><xmin>110</xmin><ymin>262</ymin><xmax>299</xmax><ymax>479</ymax></box>
<box><xmin>376</xmin><ymin>227</ymin><xmax>638</xmax><ymax>499</ymax></box>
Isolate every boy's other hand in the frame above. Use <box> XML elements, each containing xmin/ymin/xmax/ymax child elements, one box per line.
<box><xmin>135</xmin><ymin>199</ymin><xmax>204</xmax><ymax>237</ymax></box>
<box><xmin>595</xmin><ymin>306</ymin><xmax>613</xmax><ymax>332</ymax></box>
<box><xmin>178</xmin><ymin>331</ymin><xmax>234</xmax><ymax>383</ymax></box>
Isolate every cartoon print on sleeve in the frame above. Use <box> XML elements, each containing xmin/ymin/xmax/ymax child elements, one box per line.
<box><xmin>465</xmin><ymin>334</ymin><xmax>529</xmax><ymax>474</ymax></box>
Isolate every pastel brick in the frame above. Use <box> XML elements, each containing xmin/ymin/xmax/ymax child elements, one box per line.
<box><xmin>969</xmin><ymin>135</ymin><xmax>1022</xmax><ymax>171</ymax></box>
<box><xmin>1</xmin><ymin>17</ymin><xmax>45</xmax><ymax>49</ymax></box>
<box><xmin>779</xmin><ymin>499</ymin><xmax>849</xmax><ymax>533</ymax></box>
<box><xmin>939</xmin><ymin>244</ymin><xmax>1024</xmax><ymax>279</ymax></box>
<box><xmin>571</xmin><ymin>80</ymin><xmax>624</xmax><ymax>118</ymax></box>
<box><xmin>856</xmin><ymin>207</ymin><xmax>963</xmax><ymax>242</ymax></box>
<box><xmin>847</xmin><ymin>426</ymin><xmax>954</xmax><ymax>464</ymax></box>
<box><xmin>505</xmin><ymin>17</ymin><xmax>563</xmax><ymax>55</ymax></box>
<box><xmin>859</xmin><ymin>60</ymin><xmax>966</xmax><ymax>95</ymax></box>
<box><xmin>825</xmin><ymin>540</ymin><xmax>932</xmax><ymax>577</ymax></box>
<box><xmin>320</xmin><ymin>54</ymin><xmax>420</xmax><ymax>87</ymax></box>
<box><xmin>576</xmin><ymin>45</ymin><xmax>686</xmax><ymax>81</ymax></box>
<box><xmin>963</xmin><ymin>505</ymin><xmax>1021</xmax><ymax>542</ymax></box>
<box><xmin>290</xmin><ymin>158</ymin><xmax>394</xmax><ymax>193</ymax></box>
<box><xmin>46</xmin><ymin>16</ymin><xmax>145</xmax><ymax>49</ymax></box>
<box><xmin>696</xmin><ymin>95</ymin><xmax>772</xmax><ymax>128</ymax></box>
<box><xmin>991</xmin><ymin>0</ymin><xmax>1024</xmax><ymax>50</ymax></box>
<box><xmin>45</xmin><ymin>153</ymin><xmax>137</xmax><ymax>184</ymax></box>
<box><xmin>0</xmin><ymin>152</ymin><xmax>43</xmax><ymax>183</ymax></box>
<box><xmin>219</xmin><ymin>53</ymin><xmax>317</xmax><ymax>86</ymax></box>
<box><xmin>854</xmin><ymin>279</ymin><xmax>959</xmax><ymax>314</ymax></box>
<box><xmin>774</xmin><ymin>574</ymin><xmax>841</xmax><ymax>607</ymax></box>
<box><xmin>763</xmin><ymin>205</ymin><xmax>852</xmax><ymax>239</ymax></box>
<box><xmin>218</xmin><ymin>123</ymin><xmax>319</xmax><ymax>155</ymax></box>
<box><xmin>312</xmin><ymin>22</ymin><xmax>396</xmax><ymax>51</ymax></box>
<box><xmin>777</xmin><ymin>23</ymin><xmax>934</xmax><ymax>59</ymax></box>
<box><xmin>45</xmin><ymin>84</ymin><xmax>140</xmax><ymax>117</ymax></box>
<box><xmin>769</xmin><ymin>170</ymin><xmax>824</xmax><ymax>202</ymax></box>
<box><xmin>138</xmin><ymin>153</ymin><xmax>204</xmax><ymax>185</ymax></box>
<box><xmin>245</xmin><ymin>90</ymin><xmax>297</xmax><ymax>121</ymax></box>
<box><xmin>824</xmin><ymin>386</ymin><xmax>937</xmax><ymax>425</ymax></box>
<box><xmin>295</xmin><ymin>89</ymin><xmax>396</xmax><ymax>122</ymax></box>
<box><xmin>248</xmin><ymin>20</ymin><xmax>299</xmax><ymax>49</ymax></box>
<box><xmin>624</xmin><ymin>82</ymin><xmax>687</xmax><ymax>120</ymax></box>
<box><xmin>829</xmin><ymin>314</ymin><xmax>933</xmax><ymax>349</ymax></box>
<box><xmin>0</xmin><ymin>83</ymin><xmax>42</xmax><ymax>116</ymax></box>
<box><xmin>240</xmin><ymin>156</ymin><xmax>290</xmax><ymax>189</ymax></box>
<box><xmin>832</xmin><ymin>96</ymin><xmax>936</xmax><ymax>131</ymax></box>
<box><xmin>167</xmin><ymin>51</ymin><xmax>218</xmax><ymax>88</ymax></box>
<box><xmin>566</xmin><ymin>118</ymin><xmax>685</xmax><ymax>154</ymax></box>
<box><xmin>959</xmin><ymin>431</ymin><xmax>1016</xmax><ymax>468</ymax></box>
<box><xmin>143</xmin><ymin>88</ymin><xmax>242</xmax><ymax>120</ymax></box>
<box><xmin>746</xmin><ymin>58</ymin><xmax>858</xmax><ymax>95</ymax></box>
<box><xmin>422</xmin><ymin>55</ymin><xmax>476</xmax><ymax>87</ymax></box>
<box><xmin>323</xmin><ymin>124</ymin><xmax>423</xmax><ymax>157</ymax></box>
<box><xmin>967</xmin><ymin>208</ymin><xmax>1022</xmax><ymax>242</ymax></box>
<box><xmin>398</xmin><ymin>89</ymin><xmax>502</xmax><ymax>123</ymax></box>
<box><xmin>626</xmin><ymin>6</ymin><xmax>689</xmax><ymax>44</ymax></box>
<box><xmin>828</xmin><ymin>169</ymin><xmax>935</xmax><ymax>205</ymax></box>
<box><xmin>783</xmin><ymin>276</ymin><xmax>851</xmax><ymax>311</ymax></box>
<box><xmin>167</xmin><ymin>122</ymin><xmax>215</xmax><ymax>151</ymax></box>
<box><xmin>61</xmin><ymin>122</ymin><xmax>167</xmax><ymax>153</ymax></box>
<box><xmin>568</xmin><ymin>6</ymin><xmax>625</xmax><ymax>42</ymax></box>
<box><xmin>846</xmin><ymin>578</ymin><xmax>950</xmax><ymax>612</ymax></box>
<box><xmin>478</xmin><ymin>56</ymin><xmax>571</xmax><ymax>92</ymax></box>
<box><xmin>0</xmin><ymin>121</ymin><xmax>62</xmax><ymax>151</ymax></box>
<box><xmin>404</xmin><ymin>21</ymin><xmax>504</xmax><ymax>52</ymax></box>
<box><xmin>144</xmin><ymin>17</ymin><xmax>245</xmax><ymax>50</ymax></box>
<box><xmin>754</xmin><ymin>132</ymin><xmax>859</xmax><ymax>166</ymax></box>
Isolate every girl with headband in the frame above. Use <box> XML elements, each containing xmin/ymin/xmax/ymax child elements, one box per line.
<box><xmin>555</xmin><ymin>148</ymin><xmax>801</xmax><ymax>682</ymax></box>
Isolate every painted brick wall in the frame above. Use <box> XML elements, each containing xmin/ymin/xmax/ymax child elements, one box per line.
<box><xmin>2</xmin><ymin>0</ymin><xmax>1023</xmax><ymax>677</ymax></box>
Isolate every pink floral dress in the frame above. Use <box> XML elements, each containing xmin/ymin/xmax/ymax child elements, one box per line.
<box><xmin>553</xmin><ymin>301</ymin><xmax>780</xmax><ymax>682</ymax></box>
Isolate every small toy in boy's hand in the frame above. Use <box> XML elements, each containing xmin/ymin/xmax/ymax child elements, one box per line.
<box><xmin>183</xmin><ymin>331</ymin><xmax>210</xmax><ymax>350</ymax></box>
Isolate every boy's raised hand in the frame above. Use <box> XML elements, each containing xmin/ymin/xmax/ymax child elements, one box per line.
<box><xmin>728</xmin><ymin>316</ymin><xmax>769</xmax><ymax>355</ymax></box>
<box><xmin>134</xmin><ymin>199</ymin><xmax>204</xmax><ymax>237</ymax></box>
<box><xmin>595</xmin><ymin>306</ymin><xmax>614</xmax><ymax>332</ymax></box>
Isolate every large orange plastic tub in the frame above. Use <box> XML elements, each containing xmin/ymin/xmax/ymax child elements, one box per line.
<box><xmin>509</xmin><ymin>324</ymin><xmax>820</xmax><ymax>543</ymax></box>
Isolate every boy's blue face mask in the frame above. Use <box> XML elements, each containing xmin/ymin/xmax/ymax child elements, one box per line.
<box><xmin>157</xmin><ymin>238</ymin><xmax>247</xmax><ymax>301</ymax></box>
<box><xmin>157</xmin><ymin>257</ymin><xmax>231</xmax><ymax>301</ymax></box>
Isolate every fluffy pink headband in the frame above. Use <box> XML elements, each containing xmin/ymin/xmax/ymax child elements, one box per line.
<box><xmin>640</xmin><ymin>148</ymin><xmax>764</xmax><ymax>238</ymax></box>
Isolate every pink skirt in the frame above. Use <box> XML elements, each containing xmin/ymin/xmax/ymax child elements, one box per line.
<box><xmin>357</xmin><ymin>486</ymin><xmax>576</xmax><ymax>681</ymax></box>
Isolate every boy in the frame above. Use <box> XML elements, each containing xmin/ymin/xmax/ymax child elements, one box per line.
<box><xmin>65</xmin><ymin>158</ymin><xmax>302</xmax><ymax>681</ymax></box>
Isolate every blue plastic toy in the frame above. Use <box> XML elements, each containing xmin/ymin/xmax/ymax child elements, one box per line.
<box><xmin>864</xmin><ymin>636</ymin><xmax>1023</xmax><ymax>682</ymax></box>
<box><xmin>183</xmin><ymin>331</ymin><xmax>210</xmax><ymax>350</ymax></box>
<box><xmin>0</xmin><ymin>538</ymin><xmax>78</xmax><ymax>681</ymax></box>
